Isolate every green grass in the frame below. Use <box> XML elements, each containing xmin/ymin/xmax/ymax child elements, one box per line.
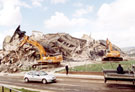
<box><xmin>0</xmin><ymin>87</ymin><xmax>16</xmax><ymax>92</ymax></box>
<box><xmin>69</xmin><ymin>60</ymin><xmax>135</xmax><ymax>72</ymax></box>
<box><xmin>17</xmin><ymin>88</ymin><xmax>39</xmax><ymax>92</ymax></box>
<box><xmin>0</xmin><ymin>87</ymin><xmax>39</xmax><ymax>92</ymax></box>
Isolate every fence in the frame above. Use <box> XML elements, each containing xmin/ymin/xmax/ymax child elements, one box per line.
<box><xmin>0</xmin><ymin>85</ymin><xmax>21</xmax><ymax>92</ymax></box>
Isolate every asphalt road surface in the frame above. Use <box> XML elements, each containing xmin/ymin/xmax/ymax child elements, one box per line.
<box><xmin>0</xmin><ymin>76</ymin><xmax>135</xmax><ymax>92</ymax></box>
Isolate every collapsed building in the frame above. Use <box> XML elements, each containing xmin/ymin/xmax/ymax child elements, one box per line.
<box><xmin>0</xmin><ymin>26</ymin><xmax>125</xmax><ymax>73</ymax></box>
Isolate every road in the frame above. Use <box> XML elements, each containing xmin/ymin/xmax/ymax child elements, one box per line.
<box><xmin>0</xmin><ymin>76</ymin><xmax>135</xmax><ymax>92</ymax></box>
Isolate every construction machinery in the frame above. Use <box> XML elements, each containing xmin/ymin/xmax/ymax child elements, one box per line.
<box><xmin>20</xmin><ymin>36</ymin><xmax>63</xmax><ymax>65</ymax></box>
<box><xmin>102</xmin><ymin>38</ymin><xmax>123</xmax><ymax>61</ymax></box>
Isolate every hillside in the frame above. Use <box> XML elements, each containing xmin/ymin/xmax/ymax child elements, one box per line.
<box><xmin>122</xmin><ymin>47</ymin><xmax>135</xmax><ymax>57</ymax></box>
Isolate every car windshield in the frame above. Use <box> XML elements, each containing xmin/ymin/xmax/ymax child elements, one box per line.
<box><xmin>27</xmin><ymin>71</ymin><xmax>35</xmax><ymax>75</ymax></box>
<box><xmin>39</xmin><ymin>71</ymin><xmax>48</xmax><ymax>76</ymax></box>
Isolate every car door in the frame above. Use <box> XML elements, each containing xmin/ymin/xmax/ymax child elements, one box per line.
<box><xmin>31</xmin><ymin>72</ymin><xmax>37</xmax><ymax>81</ymax></box>
<box><xmin>27</xmin><ymin>72</ymin><xmax>35</xmax><ymax>81</ymax></box>
<box><xmin>33</xmin><ymin>72</ymin><xmax>41</xmax><ymax>82</ymax></box>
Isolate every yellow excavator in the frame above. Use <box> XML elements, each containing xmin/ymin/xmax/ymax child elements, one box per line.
<box><xmin>20</xmin><ymin>36</ymin><xmax>63</xmax><ymax>65</ymax></box>
<box><xmin>102</xmin><ymin>38</ymin><xmax>123</xmax><ymax>61</ymax></box>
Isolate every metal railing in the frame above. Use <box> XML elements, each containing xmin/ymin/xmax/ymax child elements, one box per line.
<box><xmin>0</xmin><ymin>85</ymin><xmax>21</xmax><ymax>92</ymax></box>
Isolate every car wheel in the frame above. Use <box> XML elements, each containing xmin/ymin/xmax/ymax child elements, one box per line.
<box><xmin>54</xmin><ymin>80</ymin><xmax>57</xmax><ymax>83</ymax></box>
<box><xmin>24</xmin><ymin>78</ymin><xmax>29</xmax><ymax>83</ymax></box>
<box><xmin>42</xmin><ymin>79</ymin><xmax>47</xmax><ymax>84</ymax></box>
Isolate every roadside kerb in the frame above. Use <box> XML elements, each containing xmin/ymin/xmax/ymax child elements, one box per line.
<box><xmin>54</xmin><ymin>73</ymin><xmax>104</xmax><ymax>80</ymax></box>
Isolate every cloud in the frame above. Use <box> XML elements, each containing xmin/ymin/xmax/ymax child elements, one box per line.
<box><xmin>31</xmin><ymin>0</ymin><xmax>44</xmax><ymax>7</ymax></box>
<box><xmin>44</xmin><ymin>0</ymin><xmax>135</xmax><ymax>47</ymax></box>
<box><xmin>97</xmin><ymin>0</ymin><xmax>135</xmax><ymax>30</ymax></box>
<box><xmin>73</xmin><ymin>2</ymin><xmax>84</xmax><ymax>7</ymax></box>
<box><xmin>73</xmin><ymin>6</ymin><xmax>93</xmax><ymax>17</ymax></box>
<box><xmin>44</xmin><ymin>12</ymin><xmax>89</xmax><ymax>30</ymax></box>
<box><xmin>51</xmin><ymin>0</ymin><xmax>67</xmax><ymax>4</ymax></box>
<box><xmin>0</xmin><ymin>0</ymin><xmax>23</xmax><ymax>26</ymax></box>
<box><xmin>92</xmin><ymin>29</ymin><xmax>135</xmax><ymax>47</ymax></box>
<box><xmin>20</xmin><ymin>1</ymin><xmax>31</xmax><ymax>8</ymax></box>
<box><xmin>92</xmin><ymin>0</ymin><xmax>135</xmax><ymax>47</ymax></box>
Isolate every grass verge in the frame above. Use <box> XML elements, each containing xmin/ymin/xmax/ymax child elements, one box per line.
<box><xmin>0</xmin><ymin>87</ymin><xmax>39</xmax><ymax>92</ymax></box>
<box><xmin>17</xmin><ymin>88</ymin><xmax>39</xmax><ymax>92</ymax></box>
<box><xmin>68</xmin><ymin>60</ymin><xmax>135</xmax><ymax>72</ymax></box>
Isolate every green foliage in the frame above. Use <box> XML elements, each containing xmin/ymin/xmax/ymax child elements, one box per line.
<box><xmin>0</xmin><ymin>87</ymin><xmax>16</xmax><ymax>92</ymax></box>
<box><xmin>70</xmin><ymin>61</ymin><xmax>135</xmax><ymax>72</ymax></box>
<box><xmin>0</xmin><ymin>87</ymin><xmax>39</xmax><ymax>92</ymax></box>
<box><xmin>17</xmin><ymin>88</ymin><xmax>39</xmax><ymax>92</ymax></box>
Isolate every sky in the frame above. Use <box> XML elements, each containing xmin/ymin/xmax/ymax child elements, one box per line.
<box><xmin>0</xmin><ymin>0</ymin><xmax>135</xmax><ymax>48</ymax></box>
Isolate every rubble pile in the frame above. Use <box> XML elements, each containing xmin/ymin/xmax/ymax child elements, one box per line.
<box><xmin>0</xmin><ymin>26</ymin><xmax>125</xmax><ymax>72</ymax></box>
<box><xmin>0</xmin><ymin>26</ymin><xmax>37</xmax><ymax>73</ymax></box>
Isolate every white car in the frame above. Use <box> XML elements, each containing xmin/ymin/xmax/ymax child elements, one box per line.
<box><xmin>24</xmin><ymin>71</ymin><xmax>56</xmax><ymax>84</ymax></box>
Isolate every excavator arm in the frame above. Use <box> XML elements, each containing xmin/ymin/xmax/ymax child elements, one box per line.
<box><xmin>102</xmin><ymin>38</ymin><xmax>123</xmax><ymax>61</ymax></box>
<box><xmin>20</xmin><ymin>36</ymin><xmax>63</xmax><ymax>64</ymax></box>
<box><xmin>20</xmin><ymin>36</ymin><xmax>46</xmax><ymax>61</ymax></box>
<box><xmin>106</xmin><ymin>38</ymin><xmax>112</xmax><ymax>51</ymax></box>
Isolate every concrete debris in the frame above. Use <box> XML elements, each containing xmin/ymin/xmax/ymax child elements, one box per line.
<box><xmin>0</xmin><ymin>26</ymin><xmax>126</xmax><ymax>73</ymax></box>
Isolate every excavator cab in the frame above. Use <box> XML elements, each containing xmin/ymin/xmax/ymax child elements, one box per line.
<box><xmin>35</xmin><ymin>52</ymin><xmax>41</xmax><ymax>60</ymax></box>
